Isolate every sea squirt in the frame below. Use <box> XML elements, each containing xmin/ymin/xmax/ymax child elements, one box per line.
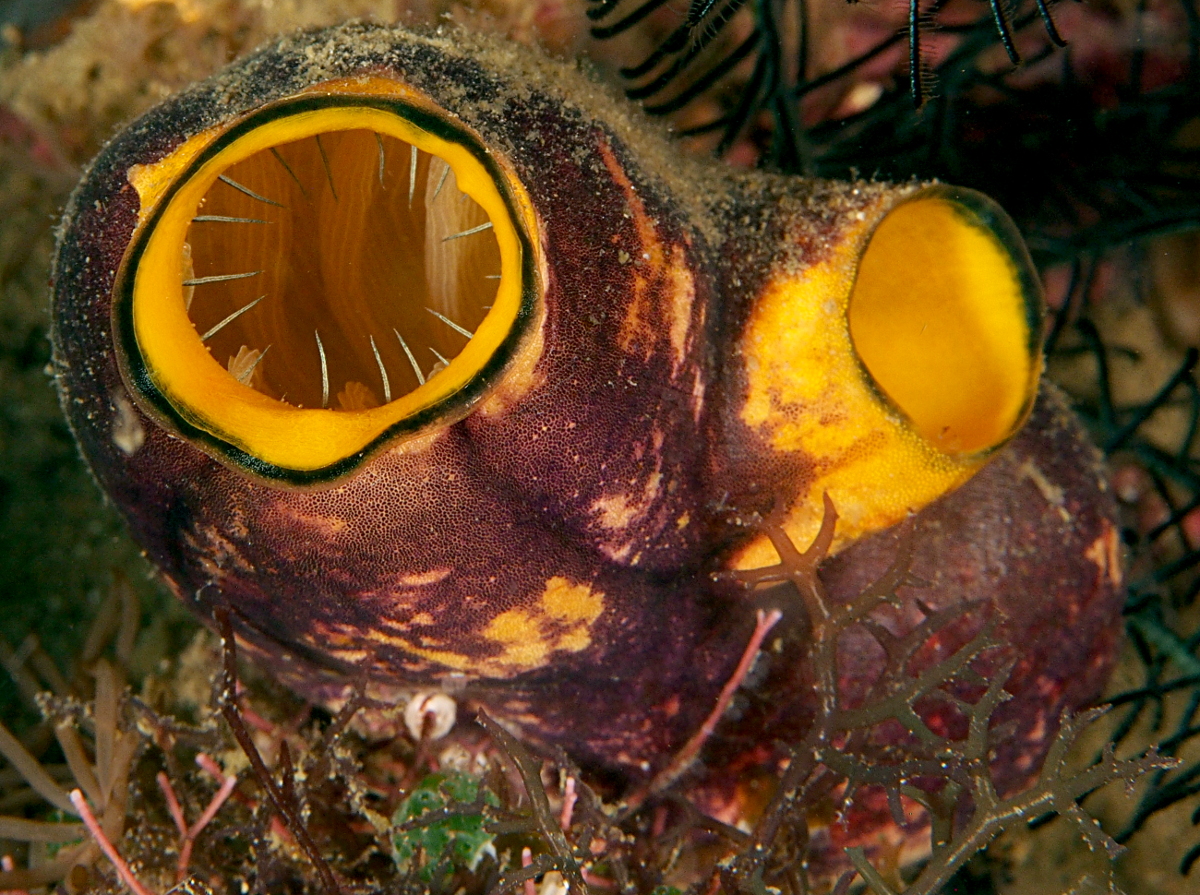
<box><xmin>50</xmin><ymin>19</ymin><xmax>1123</xmax><ymax>811</ymax></box>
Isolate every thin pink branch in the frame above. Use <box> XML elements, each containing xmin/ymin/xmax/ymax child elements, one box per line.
<box><xmin>161</xmin><ymin>757</ymin><xmax>240</xmax><ymax>883</ymax></box>
<box><xmin>0</xmin><ymin>854</ymin><xmax>32</xmax><ymax>895</ymax></box>
<box><xmin>231</xmin><ymin>683</ymin><xmax>310</xmax><ymax>741</ymax></box>
<box><xmin>690</xmin><ymin>607</ymin><xmax>784</xmax><ymax>754</ymax></box>
<box><xmin>190</xmin><ymin>772</ymin><xmax>238</xmax><ymax>839</ymax></box>
<box><xmin>241</xmin><ymin>706</ymin><xmax>276</xmax><ymax>735</ymax></box>
<box><xmin>521</xmin><ymin>846</ymin><xmax>536</xmax><ymax>895</ymax></box>
<box><xmin>269</xmin><ymin>815</ymin><xmax>292</xmax><ymax>843</ymax></box>
<box><xmin>195</xmin><ymin>752</ymin><xmax>229</xmax><ymax>784</ymax></box>
<box><xmin>652</xmin><ymin>804</ymin><xmax>668</xmax><ymax>837</ymax></box>
<box><xmin>559</xmin><ymin>776</ymin><xmax>577</xmax><ymax>831</ymax></box>
<box><xmin>233</xmin><ymin>682</ymin><xmax>275</xmax><ymax>736</ymax></box>
<box><xmin>175</xmin><ymin>838</ymin><xmax>195</xmax><ymax>884</ymax></box>
<box><xmin>197</xmin><ymin>753</ymin><xmax>292</xmax><ymax>846</ymax></box>
<box><xmin>156</xmin><ymin>772</ymin><xmax>188</xmax><ymax>837</ymax></box>
<box><xmin>581</xmin><ymin>867</ymin><xmax>617</xmax><ymax>889</ymax></box>
<box><xmin>631</xmin><ymin>608</ymin><xmax>784</xmax><ymax>805</ymax></box>
<box><xmin>68</xmin><ymin>789</ymin><xmax>154</xmax><ymax>895</ymax></box>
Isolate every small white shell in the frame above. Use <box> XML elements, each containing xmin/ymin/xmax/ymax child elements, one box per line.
<box><xmin>403</xmin><ymin>691</ymin><xmax>457</xmax><ymax>740</ymax></box>
<box><xmin>111</xmin><ymin>394</ymin><xmax>145</xmax><ymax>455</ymax></box>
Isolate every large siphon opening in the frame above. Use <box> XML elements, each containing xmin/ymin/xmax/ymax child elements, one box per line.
<box><xmin>182</xmin><ymin>129</ymin><xmax>502</xmax><ymax>411</ymax></box>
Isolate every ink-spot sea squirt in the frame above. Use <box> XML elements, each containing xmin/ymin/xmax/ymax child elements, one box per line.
<box><xmin>51</xmin><ymin>19</ymin><xmax>1123</xmax><ymax>804</ymax></box>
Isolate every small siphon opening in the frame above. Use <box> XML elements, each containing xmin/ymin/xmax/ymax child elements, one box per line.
<box><xmin>848</xmin><ymin>197</ymin><xmax>1036</xmax><ymax>455</ymax></box>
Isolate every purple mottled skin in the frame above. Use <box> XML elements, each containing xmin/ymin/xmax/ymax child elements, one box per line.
<box><xmin>51</xmin><ymin>22</ymin><xmax>1122</xmax><ymax>850</ymax></box>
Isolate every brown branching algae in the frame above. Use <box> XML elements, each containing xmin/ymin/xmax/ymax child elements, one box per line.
<box><xmin>2</xmin><ymin>0</ymin><xmax>1198</xmax><ymax>892</ymax></box>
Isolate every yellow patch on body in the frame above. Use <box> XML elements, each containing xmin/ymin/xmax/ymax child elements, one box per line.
<box><xmin>477</xmin><ymin>576</ymin><xmax>606</xmax><ymax>675</ymax></box>
<box><xmin>540</xmin><ymin>576</ymin><xmax>605</xmax><ymax>624</ymax></box>
<box><xmin>588</xmin><ymin>427</ymin><xmax>669</xmax><ymax>563</ymax></box>
<box><xmin>391</xmin><ymin>570</ymin><xmax>452</xmax><ymax>589</ymax></box>
<box><xmin>387</xmin><ymin>577</ymin><xmax>606</xmax><ymax>678</ymax></box>
<box><xmin>400</xmin><ymin>645</ymin><xmax>477</xmax><ymax>672</ymax></box>
<box><xmin>279</xmin><ymin>508</ymin><xmax>349</xmax><ymax>535</ymax></box>
<box><xmin>733</xmin><ymin>201</ymin><xmax>982</xmax><ymax>566</ymax></box>
<box><xmin>483</xmin><ymin>609</ymin><xmax>549</xmax><ymax>668</ymax></box>
<box><xmin>1084</xmin><ymin>522</ymin><xmax>1123</xmax><ymax>588</ymax></box>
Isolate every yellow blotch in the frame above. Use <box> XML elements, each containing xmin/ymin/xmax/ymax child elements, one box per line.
<box><xmin>483</xmin><ymin>609</ymin><xmax>552</xmax><ymax>669</ymax></box>
<box><xmin>317</xmin><ymin>627</ymin><xmax>359</xmax><ymax>647</ymax></box>
<box><xmin>388</xmin><ymin>579</ymin><xmax>606</xmax><ymax>678</ymax></box>
<box><xmin>399</xmin><ymin>644</ymin><xmax>476</xmax><ymax>672</ymax></box>
<box><xmin>477</xmin><ymin>578</ymin><xmax>606</xmax><ymax>675</ymax></box>
<box><xmin>591</xmin><ymin>469</ymin><xmax>663</xmax><ymax>533</ymax></box>
<box><xmin>540</xmin><ymin>576</ymin><xmax>605</xmax><ymax>626</ymax></box>
<box><xmin>1085</xmin><ymin>523</ymin><xmax>1123</xmax><ymax>588</ymax></box>
<box><xmin>280</xmin><ymin>508</ymin><xmax>349</xmax><ymax>535</ymax></box>
<box><xmin>392</xmin><ymin>570</ymin><xmax>451</xmax><ymax>589</ymax></box>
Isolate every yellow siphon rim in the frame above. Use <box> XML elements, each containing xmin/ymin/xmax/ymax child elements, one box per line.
<box><xmin>116</xmin><ymin>83</ymin><xmax>541</xmax><ymax>483</ymax></box>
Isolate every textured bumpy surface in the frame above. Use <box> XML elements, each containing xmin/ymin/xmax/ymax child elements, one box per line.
<box><xmin>818</xmin><ymin>386</ymin><xmax>1124</xmax><ymax>825</ymax></box>
<box><xmin>51</xmin><ymin>21</ymin><xmax>1123</xmax><ymax>785</ymax></box>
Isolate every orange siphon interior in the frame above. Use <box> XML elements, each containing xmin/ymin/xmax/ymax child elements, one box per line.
<box><xmin>183</xmin><ymin>129</ymin><xmax>502</xmax><ymax>411</ymax></box>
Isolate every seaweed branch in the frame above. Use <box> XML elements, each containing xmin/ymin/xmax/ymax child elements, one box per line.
<box><xmin>214</xmin><ymin>608</ymin><xmax>343</xmax><ymax>895</ymax></box>
<box><xmin>713</xmin><ymin>495</ymin><xmax>1176</xmax><ymax>894</ymax></box>
<box><xmin>476</xmin><ymin>710</ymin><xmax>587</xmax><ymax>893</ymax></box>
<box><xmin>0</xmin><ymin>575</ymin><xmax>145</xmax><ymax>891</ymax></box>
